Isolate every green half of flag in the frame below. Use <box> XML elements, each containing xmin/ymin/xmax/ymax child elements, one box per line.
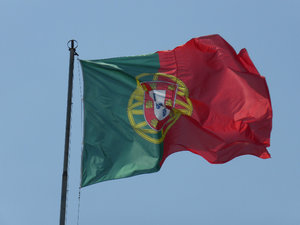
<box><xmin>80</xmin><ymin>53</ymin><xmax>164</xmax><ymax>187</ymax></box>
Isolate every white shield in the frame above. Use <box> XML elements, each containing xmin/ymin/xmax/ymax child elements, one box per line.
<box><xmin>149</xmin><ymin>90</ymin><xmax>170</xmax><ymax>121</ymax></box>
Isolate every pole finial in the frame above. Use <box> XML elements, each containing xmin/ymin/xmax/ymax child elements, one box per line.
<box><xmin>67</xmin><ymin>40</ymin><xmax>78</xmax><ymax>55</ymax></box>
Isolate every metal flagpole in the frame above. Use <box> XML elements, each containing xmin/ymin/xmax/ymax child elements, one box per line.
<box><xmin>59</xmin><ymin>40</ymin><xmax>78</xmax><ymax>225</ymax></box>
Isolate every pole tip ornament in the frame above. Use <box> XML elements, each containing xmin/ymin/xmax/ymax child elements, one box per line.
<box><xmin>67</xmin><ymin>40</ymin><xmax>78</xmax><ymax>55</ymax></box>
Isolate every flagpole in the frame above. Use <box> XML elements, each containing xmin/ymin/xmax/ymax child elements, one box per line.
<box><xmin>59</xmin><ymin>40</ymin><xmax>78</xmax><ymax>225</ymax></box>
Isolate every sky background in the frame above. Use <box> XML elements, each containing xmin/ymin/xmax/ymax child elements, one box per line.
<box><xmin>1</xmin><ymin>0</ymin><xmax>299</xmax><ymax>225</ymax></box>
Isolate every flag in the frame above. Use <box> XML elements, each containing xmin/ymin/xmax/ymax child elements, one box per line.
<box><xmin>80</xmin><ymin>34</ymin><xmax>272</xmax><ymax>187</ymax></box>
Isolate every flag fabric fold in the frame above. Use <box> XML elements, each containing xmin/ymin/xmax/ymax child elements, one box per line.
<box><xmin>80</xmin><ymin>34</ymin><xmax>272</xmax><ymax>187</ymax></box>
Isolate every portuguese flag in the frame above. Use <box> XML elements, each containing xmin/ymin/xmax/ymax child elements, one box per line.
<box><xmin>80</xmin><ymin>34</ymin><xmax>272</xmax><ymax>187</ymax></box>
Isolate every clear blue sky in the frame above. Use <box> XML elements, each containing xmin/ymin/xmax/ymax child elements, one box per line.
<box><xmin>0</xmin><ymin>0</ymin><xmax>299</xmax><ymax>225</ymax></box>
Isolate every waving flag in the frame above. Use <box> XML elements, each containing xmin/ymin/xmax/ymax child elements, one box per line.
<box><xmin>80</xmin><ymin>34</ymin><xmax>272</xmax><ymax>187</ymax></box>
